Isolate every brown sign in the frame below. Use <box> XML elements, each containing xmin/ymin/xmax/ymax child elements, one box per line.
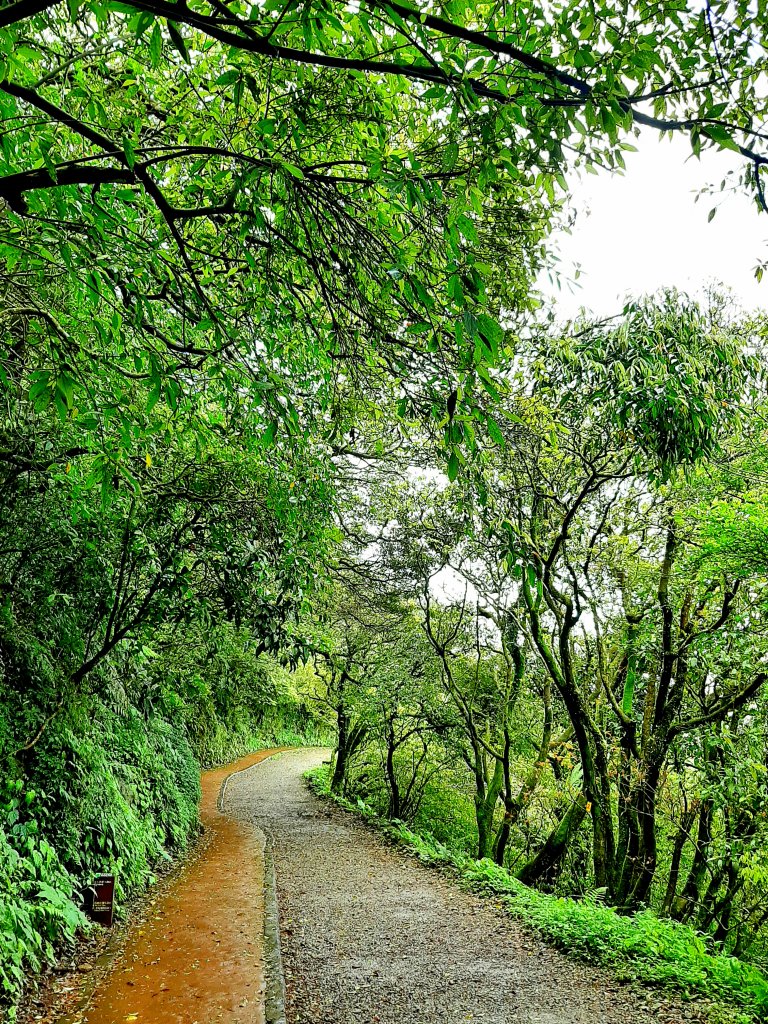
<box><xmin>83</xmin><ymin>874</ymin><xmax>115</xmax><ymax>927</ymax></box>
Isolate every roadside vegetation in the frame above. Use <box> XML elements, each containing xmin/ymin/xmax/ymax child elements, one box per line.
<box><xmin>297</xmin><ymin>298</ymin><xmax>768</xmax><ymax>1017</ymax></box>
<box><xmin>304</xmin><ymin>295</ymin><xmax>768</xmax><ymax>963</ymax></box>
<box><xmin>307</xmin><ymin>765</ymin><xmax>768</xmax><ymax>1024</ymax></box>
<box><xmin>3</xmin><ymin>0</ymin><xmax>768</xmax><ymax>1020</ymax></box>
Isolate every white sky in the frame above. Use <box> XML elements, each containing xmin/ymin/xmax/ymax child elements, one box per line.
<box><xmin>539</xmin><ymin>132</ymin><xmax>768</xmax><ymax>320</ymax></box>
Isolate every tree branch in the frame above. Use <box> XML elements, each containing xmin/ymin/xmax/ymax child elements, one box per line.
<box><xmin>669</xmin><ymin>672</ymin><xmax>767</xmax><ymax>738</ymax></box>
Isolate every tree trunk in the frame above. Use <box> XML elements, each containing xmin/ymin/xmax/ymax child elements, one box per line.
<box><xmin>583</xmin><ymin>733</ymin><xmax>615</xmax><ymax>893</ymax></box>
<box><xmin>516</xmin><ymin>793</ymin><xmax>588</xmax><ymax>886</ymax></box>
<box><xmin>674</xmin><ymin>798</ymin><xmax>713</xmax><ymax>921</ymax></box>
<box><xmin>493</xmin><ymin>680</ymin><xmax>552</xmax><ymax>865</ymax></box>
<box><xmin>614</xmin><ymin>727</ymin><xmax>637</xmax><ymax>902</ymax></box>
<box><xmin>710</xmin><ymin>868</ymin><xmax>743</xmax><ymax>946</ymax></box>
<box><xmin>330</xmin><ymin>722</ymin><xmax>349</xmax><ymax>794</ymax></box>
<box><xmin>330</xmin><ymin>706</ymin><xmax>366</xmax><ymax>795</ymax></box>
<box><xmin>385</xmin><ymin>729</ymin><xmax>401</xmax><ymax>819</ymax></box>
<box><xmin>492</xmin><ymin>730</ymin><xmax>513</xmax><ymax>865</ymax></box>
<box><xmin>474</xmin><ymin>753</ymin><xmax>504</xmax><ymax>860</ymax></box>
<box><xmin>661</xmin><ymin>803</ymin><xmax>697</xmax><ymax>916</ymax></box>
<box><xmin>733</xmin><ymin>903</ymin><xmax>768</xmax><ymax>958</ymax></box>
<box><xmin>616</xmin><ymin>758</ymin><xmax>663</xmax><ymax>908</ymax></box>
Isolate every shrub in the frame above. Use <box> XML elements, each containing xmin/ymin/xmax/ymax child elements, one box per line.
<box><xmin>0</xmin><ymin>781</ymin><xmax>86</xmax><ymax>1014</ymax></box>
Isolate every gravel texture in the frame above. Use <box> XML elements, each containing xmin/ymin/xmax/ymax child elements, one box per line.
<box><xmin>226</xmin><ymin>748</ymin><xmax>707</xmax><ymax>1024</ymax></box>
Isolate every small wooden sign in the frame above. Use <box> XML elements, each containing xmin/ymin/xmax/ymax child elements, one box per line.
<box><xmin>83</xmin><ymin>874</ymin><xmax>115</xmax><ymax>927</ymax></box>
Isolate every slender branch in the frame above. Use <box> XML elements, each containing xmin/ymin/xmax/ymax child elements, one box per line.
<box><xmin>669</xmin><ymin>673</ymin><xmax>767</xmax><ymax>738</ymax></box>
<box><xmin>14</xmin><ymin>698</ymin><xmax>64</xmax><ymax>755</ymax></box>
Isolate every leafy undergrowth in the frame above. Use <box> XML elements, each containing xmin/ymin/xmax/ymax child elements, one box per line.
<box><xmin>1</xmin><ymin>720</ymin><xmax>322</xmax><ymax>1020</ymax></box>
<box><xmin>305</xmin><ymin>765</ymin><xmax>768</xmax><ymax>1024</ymax></box>
<box><xmin>0</xmin><ymin>784</ymin><xmax>86</xmax><ymax>1016</ymax></box>
<box><xmin>197</xmin><ymin>722</ymin><xmax>330</xmax><ymax>770</ymax></box>
<box><xmin>1</xmin><ymin>709</ymin><xmax>201</xmax><ymax>1020</ymax></box>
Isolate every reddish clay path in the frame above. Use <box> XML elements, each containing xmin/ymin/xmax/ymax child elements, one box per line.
<box><xmin>80</xmin><ymin>749</ymin><xmax>287</xmax><ymax>1024</ymax></box>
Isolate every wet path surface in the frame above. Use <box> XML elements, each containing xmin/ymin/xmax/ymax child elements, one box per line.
<box><xmin>227</xmin><ymin>749</ymin><xmax>696</xmax><ymax>1024</ymax></box>
<box><xmin>79</xmin><ymin>749</ymin><xmax>286</xmax><ymax>1024</ymax></box>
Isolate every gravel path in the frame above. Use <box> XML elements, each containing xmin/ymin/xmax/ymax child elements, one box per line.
<box><xmin>226</xmin><ymin>748</ymin><xmax>703</xmax><ymax>1024</ymax></box>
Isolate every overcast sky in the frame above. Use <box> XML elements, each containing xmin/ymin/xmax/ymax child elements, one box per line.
<box><xmin>539</xmin><ymin>132</ymin><xmax>768</xmax><ymax>320</ymax></box>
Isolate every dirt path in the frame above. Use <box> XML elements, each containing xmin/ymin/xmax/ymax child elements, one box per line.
<box><xmin>77</xmin><ymin>748</ymin><xmax>287</xmax><ymax>1024</ymax></box>
<box><xmin>226</xmin><ymin>748</ymin><xmax>701</xmax><ymax>1024</ymax></box>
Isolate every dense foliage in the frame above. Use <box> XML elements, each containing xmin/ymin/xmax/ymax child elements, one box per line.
<box><xmin>3</xmin><ymin>0</ymin><xmax>768</xmax><ymax>1020</ymax></box>
<box><xmin>0</xmin><ymin>301</ymin><xmax>332</xmax><ymax>1010</ymax></box>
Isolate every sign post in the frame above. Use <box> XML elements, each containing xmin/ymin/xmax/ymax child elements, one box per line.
<box><xmin>83</xmin><ymin>874</ymin><xmax>115</xmax><ymax>927</ymax></box>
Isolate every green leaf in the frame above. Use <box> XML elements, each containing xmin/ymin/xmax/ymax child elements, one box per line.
<box><xmin>167</xmin><ymin>21</ymin><xmax>191</xmax><ymax>63</ymax></box>
<box><xmin>280</xmin><ymin>161</ymin><xmax>305</xmax><ymax>179</ymax></box>
<box><xmin>442</xmin><ymin>142</ymin><xmax>459</xmax><ymax>172</ymax></box>
<box><xmin>702</xmin><ymin>124</ymin><xmax>740</xmax><ymax>153</ymax></box>
<box><xmin>486</xmin><ymin>416</ymin><xmax>505</xmax><ymax>447</ymax></box>
<box><xmin>149</xmin><ymin>21</ymin><xmax>162</xmax><ymax>67</ymax></box>
<box><xmin>476</xmin><ymin>313</ymin><xmax>503</xmax><ymax>348</ymax></box>
<box><xmin>123</xmin><ymin>138</ymin><xmax>136</xmax><ymax>170</ymax></box>
<box><xmin>146</xmin><ymin>379</ymin><xmax>162</xmax><ymax>413</ymax></box>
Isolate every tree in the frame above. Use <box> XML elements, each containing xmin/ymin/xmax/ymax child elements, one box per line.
<box><xmin>2</xmin><ymin>1</ymin><xmax>767</xmax><ymax>472</ymax></box>
<box><xmin>346</xmin><ymin>475</ymin><xmax>550</xmax><ymax>863</ymax></box>
<box><xmin>0</xmin><ymin>387</ymin><xmax>330</xmax><ymax>760</ymax></box>
<box><xmin>0</xmin><ymin>6</ymin><xmax>551</xmax><ymax>469</ymax></box>
<box><xmin>3</xmin><ymin>0</ymin><xmax>767</xmax><ymax>205</ymax></box>
<box><xmin>477</xmin><ymin>293</ymin><xmax>768</xmax><ymax>905</ymax></box>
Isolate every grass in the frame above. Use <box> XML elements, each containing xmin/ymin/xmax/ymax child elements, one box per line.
<box><xmin>305</xmin><ymin>765</ymin><xmax>768</xmax><ymax>1024</ymax></box>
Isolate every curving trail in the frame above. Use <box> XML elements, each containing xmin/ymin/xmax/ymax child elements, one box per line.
<box><xmin>226</xmin><ymin>748</ymin><xmax>699</xmax><ymax>1024</ymax></box>
<box><xmin>68</xmin><ymin>747</ymin><xmax>703</xmax><ymax>1024</ymax></box>
<box><xmin>78</xmin><ymin>749</ymin><xmax>287</xmax><ymax>1024</ymax></box>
